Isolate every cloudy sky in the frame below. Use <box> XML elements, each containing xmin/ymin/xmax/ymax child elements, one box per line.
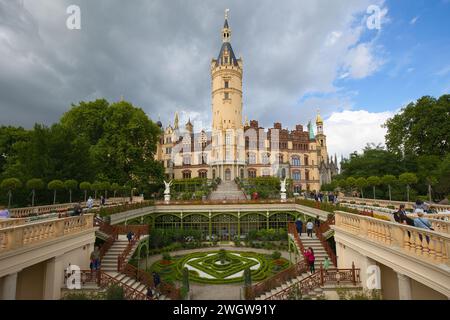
<box><xmin>0</xmin><ymin>0</ymin><xmax>449</xmax><ymax>159</ymax></box>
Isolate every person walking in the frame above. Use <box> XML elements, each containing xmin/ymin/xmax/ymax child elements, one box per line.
<box><xmin>90</xmin><ymin>246</ymin><xmax>100</xmax><ymax>278</ymax></box>
<box><xmin>306</xmin><ymin>220</ymin><xmax>314</xmax><ymax>238</ymax></box>
<box><xmin>87</xmin><ymin>196</ymin><xmax>94</xmax><ymax>211</ymax></box>
<box><xmin>152</xmin><ymin>272</ymin><xmax>161</xmax><ymax>289</ymax></box>
<box><xmin>305</xmin><ymin>247</ymin><xmax>315</xmax><ymax>274</ymax></box>
<box><xmin>72</xmin><ymin>202</ymin><xmax>82</xmax><ymax>216</ymax></box>
<box><xmin>0</xmin><ymin>206</ymin><xmax>10</xmax><ymax>218</ymax></box>
<box><xmin>323</xmin><ymin>257</ymin><xmax>331</xmax><ymax>273</ymax></box>
<box><xmin>126</xmin><ymin>230</ymin><xmax>134</xmax><ymax>243</ymax></box>
<box><xmin>295</xmin><ymin>218</ymin><xmax>303</xmax><ymax>236</ymax></box>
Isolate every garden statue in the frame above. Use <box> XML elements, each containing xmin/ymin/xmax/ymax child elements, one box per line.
<box><xmin>163</xmin><ymin>180</ymin><xmax>173</xmax><ymax>203</ymax></box>
<box><xmin>280</xmin><ymin>178</ymin><xmax>287</xmax><ymax>202</ymax></box>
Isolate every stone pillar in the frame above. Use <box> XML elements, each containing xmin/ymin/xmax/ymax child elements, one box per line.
<box><xmin>1</xmin><ymin>272</ymin><xmax>18</xmax><ymax>300</ymax></box>
<box><xmin>43</xmin><ymin>256</ymin><xmax>64</xmax><ymax>300</ymax></box>
<box><xmin>397</xmin><ymin>273</ymin><xmax>412</xmax><ymax>300</ymax></box>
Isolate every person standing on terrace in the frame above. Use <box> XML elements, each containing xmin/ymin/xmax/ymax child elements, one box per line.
<box><xmin>0</xmin><ymin>206</ymin><xmax>10</xmax><ymax>218</ymax></box>
<box><xmin>295</xmin><ymin>218</ymin><xmax>303</xmax><ymax>236</ymax></box>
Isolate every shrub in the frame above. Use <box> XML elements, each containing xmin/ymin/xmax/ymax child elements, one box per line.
<box><xmin>106</xmin><ymin>285</ymin><xmax>125</xmax><ymax>300</ymax></box>
<box><xmin>271</xmin><ymin>251</ymin><xmax>282</xmax><ymax>260</ymax></box>
<box><xmin>162</xmin><ymin>252</ymin><xmax>172</xmax><ymax>261</ymax></box>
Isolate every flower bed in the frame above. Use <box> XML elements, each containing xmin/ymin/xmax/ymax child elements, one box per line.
<box><xmin>150</xmin><ymin>250</ymin><xmax>290</xmax><ymax>285</ymax></box>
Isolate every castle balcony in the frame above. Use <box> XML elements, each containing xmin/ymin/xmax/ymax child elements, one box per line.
<box><xmin>333</xmin><ymin>210</ymin><xmax>450</xmax><ymax>299</ymax></box>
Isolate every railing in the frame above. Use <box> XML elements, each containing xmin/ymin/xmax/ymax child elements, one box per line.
<box><xmin>0</xmin><ymin>218</ymin><xmax>26</xmax><ymax>229</ymax></box>
<box><xmin>335</xmin><ymin>211</ymin><xmax>450</xmax><ymax>266</ymax></box>
<box><xmin>265</xmin><ymin>264</ymin><xmax>360</xmax><ymax>300</ymax></box>
<box><xmin>0</xmin><ymin>214</ymin><xmax>94</xmax><ymax>253</ymax></box>
<box><xmin>98</xmin><ymin>271</ymin><xmax>148</xmax><ymax>300</ymax></box>
<box><xmin>117</xmin><ymin>232</ymin><xmax>141</xmax><ymax>272</ymax></box>
<box><xmin>155</xmin><ymin>199</ymin><xmax>297</xmax><ymax>205</ymax></box>
<box><xmin>340</xmin><ymin>196</ymin><xmax>450</xmax><ymax>213</ymax></box>
<box><xmin>8</xmin><ymin>197</ymin><xmax>140</xmax><ymax>218</ymax></box>
<box><xmin>407</xmin><ymin>213</ymin><xmax>450</xmax><ymax>220</ymax></box>
<box><xmin>314</xmin><ymin>225</ymin><xmax>337</xmax><ymax>267</ymax></box>
<box><xmin>429</xmin><ymin>219</ymin><xmax>450</xmax><ymax>234</ymax></box>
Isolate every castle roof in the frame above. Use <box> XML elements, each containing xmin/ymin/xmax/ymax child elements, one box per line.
<box><xmin>216</xmin><ymin>42</ymin><xmax>239</xmax><ymax>67</ymax></box>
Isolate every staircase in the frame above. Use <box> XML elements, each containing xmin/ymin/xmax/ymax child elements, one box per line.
<box><xmin>299</xmin><ymin>234</ymin><xmax>335</xmax><ymax>268</ymax></box>
<box><xmin>209</xmin><ymin>180</ymin><xmax>247</xmax><ymax>201</ymax></box>
<box><xmin>254</xmin><ymin>227</ymin><xmax>335</xmax><ymax>300</ymax></box>
<box><xmin>99</xmin><ymin>235</ymin><xmax>169</xmax><ymax>300</ymax></box>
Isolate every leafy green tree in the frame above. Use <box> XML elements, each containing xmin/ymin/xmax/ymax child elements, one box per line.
<box><xmin>111</xmin><ymin>183</ymin><xmax>120</xmax><ymax>198</ymax></box>
<box><xmin>398</xmin><ymin>173</ymin><xmax>418</xmax><ymax>202</ymax></box>
<box><xmin>346</xmin><ymin>177</ymin><xmax>357</xmax><ymax>194</ymax></box>
<box><xmin>0</xmin><ymin>126</ymin><xmax>28</xmax><ymax>175</ymax></box>
<box><xmin>79</xmin><ymin>182</ymin><xmax>91</xmax><ymax>202</ymax></box>
<box><xmin>381</xmin><ymin>175</ymin><xmax>397</xmax><ymax>201</ymax></box>
<box><xmin>48</xmin><ymin>180</ymin><xmax>64</xmax><ymax>204</ymax></box>
<box><xmin>1</xmin><ymin>178</ymin><xmax>22</xmax><ymax>208</ymax></box>
<box><xmin>26</xmin><ymin>178</ymin><xmax>44</xmax><ymax>207</ymax></box>
<box><xmin>337</xmin><ymin>179</ymin><xmax>347</xmax><ymax>192</ymax></box>
<box><xmin>64</xmin><ymin>179</ymin><xmax>78</xmax><ymax>203</ymax></box>
<box><xmin>100</xmin><ymin>181</ymin><xmax>111</xmax><ymax>198</ymax></box>
<box><xmin>384</xmin><ymin>95</ymin><xmax>450</xmax><ymax>157</ymax></box>
<box><xmin>367</xmin><ymin>176</ymin><xmax>381</xmax><ymax>199</ymax></box>
<box><xmin>435</xmin><ymin>154</ymin><xmax>450</xmax><ymax>199</ymax></box>
<box><xmin>355</xmin><ymin>177</ymin><xmax>368</xmax><ymax>198</ymax></box>
<box><xmin>91</xmin><ymin>181</ymin><xmax>102</xmax><ymax>199</ymax></box>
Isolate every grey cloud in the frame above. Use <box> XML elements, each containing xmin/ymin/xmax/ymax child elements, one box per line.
<box><xmin>0</xmin><ymin>0</ymin><xmax>383</xmax><ymax>129</ymax></box>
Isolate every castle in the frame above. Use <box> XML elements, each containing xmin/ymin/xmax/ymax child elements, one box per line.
<box><xmin>156</xmin><ymin>11</ymin><xmax>338</xmax><ymax>192</ymax></box>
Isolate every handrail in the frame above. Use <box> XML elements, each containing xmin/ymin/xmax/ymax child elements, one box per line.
<box><xmin>314</xmin><ymin>224</ymin><xmax>337</xmax><ymax>267</ymax></box>
<box><xmin>341</xmin><ymin>196</ymin><xmax>450</xmax><ymax>213</ymax></box>
<box><xmin>265</xmin><ymin>264</ymin><xmax>360</xmax><ymax>300</ymax></box>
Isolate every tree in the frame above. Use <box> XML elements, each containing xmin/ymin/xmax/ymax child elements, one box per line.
<box><xmin>384</xmin><ymin>95</ymin><xmax>450</xmax><ymax>158</ymax></box>
<box><xmin>79</xmin><ymin>182</ymin><xmax>91</xmax><ymax>202</ymax></box>
<box><xmin>355</xmin><ymin>177</ymin><xmax>368</xmax><ymax>198</ymax></box>
<box><xmin>367</xmin><ymin>176</ymin><xmax>381</xmax><ymax>200</ymax></box>
<box><xmin>48</xmin><ymin>180</ymin><xmax>64</xmax><ymax>204</ymax></box>
<box><xmin>381</xmin><ymin>175</ymin><xmax>397</xmax><ymax>201</ymax></box>
<box><xmin>91</xmin><ymin>181</ymin><xmax>102</xmax><ymax>199</ymax></box>
<box><xmin>111</xmin><ymin>183</ymin><xmax>120</xmax><ymax>198</ymax></box>
<box><xmin>181</xmin><ymin>267</ymin><xmax>190</xmax><ymax>300</ymax></box>
<box><xmin>100</xmin><ymin>181</ymin><xmax>111</xmax><ymax>198</ymax></box>
<box><xmin>64</xmin><ymin>179</ymin><xmax>78</xmax><ymax>203</ymax></box>
<box><xmin>337</xmin><ymin>179</ymin><xmax>347</xmax><ymax>192</ymax></box>
<box><xmin>346</xmin><ymin>177</ymin><xmax>356</xmax><ymax>194</ymax></box>
<box><xmin>398</xmin><ymin>173</ymin><xmax>418</xmax><ymax>202</ymax></box>
<box><xmin>26</xmin><ymin>178</ymin><xmax>44</xmax><ymax>207</ymax></box>
<box><xmin>1</xmin><ymin>178</ymin><xmax>22</xmax><ymax>208</ymax></box>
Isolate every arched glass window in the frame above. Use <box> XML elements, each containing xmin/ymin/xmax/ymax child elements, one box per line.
<box><xmin>291</xmin><ymin>156</ymin><xmax>300</xmax><ymax>166</ymax></box>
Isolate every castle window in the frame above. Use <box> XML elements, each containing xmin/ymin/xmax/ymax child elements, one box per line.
<box><xmin>198</xmin><ymin>170</ymin><xmax>207</xmax><ymax>179</ymax></box>
<box><xmin>248</xmin><ymin>169</ymin><xmax>257</xmax><ymax>178</ymax></box>
<box><xmin>226</xmin><ymin>133</ymin><xmax>232</xmax><ymax>145</ymax></box>
<box><xmin>224</xmin><ymin>81</ymin><xmax>229</xmax><ymax>88</ymax></box>
<box><xmin>291</xmin><ymin>156</ymin><xmax>300</xmax><ymax>166</ymax></box>
<box><xmin>248</xmin><ymin>152</ymin><xmax>256</xmax><ymax>164</ymax></box>
<box><xmin>224</xmin><ymin>92</ymin><xmax>229</xmax><ymax>99</ymax></box>
<box><xmin>183</xmin><ymin>171</ymin><xmax>192</xmax><ymax>179</ymax></box>
<box><xmin>183</xmin><ymin>155</ymin><xmax>191</xmax><ymax>165</ymax></box>
<box><xmin>293</xmin><ymin>171</ymin><xmax>301</xmax><ymax>181</ymax></box>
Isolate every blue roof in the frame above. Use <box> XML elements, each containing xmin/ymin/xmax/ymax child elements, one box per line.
<box><xmin>216</xmin><ymin>42</ymin><xmax>239</xmax><ymax>67</ymax></box>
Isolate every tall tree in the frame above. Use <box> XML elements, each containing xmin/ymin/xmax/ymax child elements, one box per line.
<box><xmin>381</xmin><ymin>175</ymin><xmax>397</xmax><ymax>201</ymax></box>
<box><xmin>26</xmin><ymin>178</ymin><xmax>44</xmax><ymax>207</ymax></box>
<box><xmin>355</xmin><ymin>177</ymin><xmax>368</xmax><ymax>198</ymax></box>
<box><xmin>367</xmin><ymin>176</ymin><xmax>381</xmax><ymax>199</ymax></box>
<box><xmin>384</xmin><ymin>95</ymin><xmax>450</xmax><ymax>157</ymax></box>
<box><xmin>64</xmin><ymin>179</ymin><xmax>78</xmax><ymax>203</ymax></box>
<box><xmin>1</xmin><ymin>178</ymin><xmax>22</xmax><ymax>208</ymax></box>
<box><xmin>48</xmin><ymin>180</ymin><xmax>64</xmax><ymax>204</ymax></box>
<box><xmin>79</xmin><ymin>182</ymin><xmax>91</xmax><ymax>202</ymax></box>
<box><xmin>398</xmin><ymin>173</ymin><xmax>418</xmax><ymax>202</ymax></box>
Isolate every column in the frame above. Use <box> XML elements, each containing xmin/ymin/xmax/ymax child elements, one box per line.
<box><xmin>44</xmin><ymin>255</ymin><xmax>65</xmax><ymax>300</ymax></box>
<box><xmin>397</xmin><ymin>273</ymin><xmax>412</xmax><ymax>300</ymax></box>
<box><xmin>1</xmin><ymin>272</ymin><xmax>18</xmax><ymax>300</ymax></box>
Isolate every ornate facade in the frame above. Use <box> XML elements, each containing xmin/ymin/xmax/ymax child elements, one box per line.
<box><xmin>155</xmin><ymin>11</ymin><xmax>338</xmax><ymax>192</ymax></box>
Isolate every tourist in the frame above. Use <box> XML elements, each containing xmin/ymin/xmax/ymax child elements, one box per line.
<box><xmin>323</xmin><ymin>257</ymin><xmax>330</xmax><ymax>272</ymax></box>
<box><xmin>315</xmin><ymin>215</ymin><xmax>321</xmax><ymax>228</ymax></box>
<box><xmin>319</xmin><ymin>192</ymin><xmax>324</xmax><ymax>202</ymax></box>
<box><xmin>413</xmin><ymin>212</ymin><xmax>433</xmax><ymax>231</ymax></box>
<box><xmin>72</xmin><ymin>202</ymin><xmax>82</xmax><ymax>216</ymax></box>
<box><xmin>100</xmin><ymin>195</ymin><xmax>106</xmax><ymax>206</ymax></box>
<box><xmin>90</xmin><ymin>246</ymin><xmax>100</xmax><ymax>274</ymax></box>
<box><xmin>328</xmin><ymin>193</ymin><xmax>335</xmax><ymax>203</ymax></box>
<box><xmin>295</xmin><ymin>218</ymin><xmax>303</xmax><ymax>236</ymax></box>
<box><xmin>306</xmin><ymin>220</ymin><xmax>314</xmax><ymax>237</ymax></box>
<box><xmin>152</xmin><ymin>272</ymin><xmax>161</xmax><ymax>288</ymax></box>
<box><xmin>126</xmin><ymin>230</ymin><xmax>134</xmax><ymax>243</ymax></box>
<box><xmin>0</xmin><ymin>206</ymin><xmax>10</xmax><ymax>219</ymax></box>
<box><xmin>305</xmin><ymin>247</ymin><xmax>315</xmax><ymax>274</ymax></box>
<box><xmin>393</xmin><ymin>204</ymin><xmax>414</xmax><ymax>226</ymax></box>
<box><xmin>87</xmin><ymin>196</ymin><xmax>94</xmax><ymax>211</ymax></box>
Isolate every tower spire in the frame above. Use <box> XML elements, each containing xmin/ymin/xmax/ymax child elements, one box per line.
<box><xmin>222</xmin><ymin>9</ymin><xmax>231</xmax><ymax>43</ymax></box>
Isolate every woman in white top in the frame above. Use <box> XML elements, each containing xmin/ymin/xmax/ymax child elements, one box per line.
<box><xmin>306</xmin><ymin>220</ymin><xmax>314</xmax><ymax>237</ymax></box>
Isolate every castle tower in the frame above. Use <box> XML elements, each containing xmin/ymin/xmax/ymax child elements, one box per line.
<box><xmin>210</xmin><ymin>9</ymin><xmax>245</xmax><ymax>181</ymax></box>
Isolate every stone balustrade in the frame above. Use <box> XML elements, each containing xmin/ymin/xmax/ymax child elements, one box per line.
<box><xmin>8</xmin><ymin>197</ymin><xmax>138</xmax><ymax>218</ymax></box>
<box><xmin>0</xmin><ymin>214</ymin><xmax>94</xmax><ymax>253</ymax></box>
<box><xmin>335</xmin><ymin>211</ymin><xmax>450</xmax><ymax>266</ymax></box>
<box><xmin>0</xmin><ymin>218</ymin><xmax>26</xmax><ymax>229</ymax></box>
<box><xmin>340</xmin><ymin>196</ymin><xmax>450</xmax><ymax>213</ymax></box>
